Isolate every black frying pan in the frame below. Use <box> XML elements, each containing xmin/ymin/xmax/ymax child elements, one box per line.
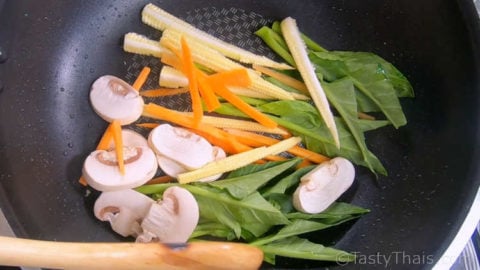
<box><xmin>0</xmin><ymin>0</ymin><xmax>479</xmax><ymax>269</ymax></box>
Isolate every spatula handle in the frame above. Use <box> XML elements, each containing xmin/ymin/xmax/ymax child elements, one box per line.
<box><xmin>0</xmin><ymin>236</ymin><xmax>263</xmax><ymax>270</ymax></box>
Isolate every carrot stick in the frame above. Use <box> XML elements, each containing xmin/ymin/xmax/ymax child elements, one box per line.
<box><xmin>132</xmin><ymin>66</ymin><xmax>151</xmax><ymax>91</ymax></box>
<box><xmin>181</xmin><ymin>37</ymin><xmax>202</xmax><ymax>127</ymax></box>
<box><xmin>110</xmin><ymin>120</ymin><xmax>125</xmax><ymax>175</ymax></box>
<box><xmin>78</xmin><ymin>177</ymin><xmax>88</xmax><ymax>186</ymax></box>
<box><xmin>188</xmin><ymin>127</ymin><xmax>252</xmax><ymax>154</ymax></box>
<box><xmin>143</xmin><ymin>103</ymin><xmax>196</xmax><ymax>127</ymax></box>
<box><xmin>197</xmin><ymin>70</ymin><xmax>221</xmax><ymax>112</ymax></box>
<box><xmin>140</xmin><ymin>88</ymin><xmax>189</xmax><ymax>97</ymax></box>
<box><xmin>297</xmin><ymin>159</ymin><xmax>314</xmax><ymax>168</ymax></box>
<box><xmin>79</xmin><ymin>123</ymin><xmax>115</xmax><ymax>186</ymax></box>
<box><xmin>225</xmin><ymin>129</ymin><xmax>329</xmax><ymax>163</ymax></box>
<box><xmin>142</xmin><ymin>103</ymin><xmax>251</xmax><ymax>154</ymax></box>
<box><xmin>253</xmin><ymin>64</ymin><xmax>309</xmax><ymax>95</ymax></box>
<box><xmin>207</xmin><ymin>68</ymin><xmax>251</xmax><ymax>87</ymax></box>
<box><xmin>145</xmin><ymin>175</ymin><xmax>175</xmax><ymax>185</ymax></box>
<box><xmin>161</xmin><ymin>52</ymin><xmax>183</xmax><ymax>70</ymax></box>
<box><xmin>213</xmin><ymin>85</ymin><xmax>278</xmax><ymax>128</ymax></box>
<box><xmin>95</xmin><ymin>125</ymin><xmax>113</xmax><ymax>150</ymax></box>
<box><xmin>136</xmin><ymin>122</ymin><xmax>160</xmax><ymax>129</ymax></box>
<box><xmin>358</xmin><ymin>112</ymin><xmax>376</xmax><ymax>120</ymax></box>
<box><xmin>206</xmin><ymin>69</ymin><xmax>277</xmax><ymax>128</ymax></box>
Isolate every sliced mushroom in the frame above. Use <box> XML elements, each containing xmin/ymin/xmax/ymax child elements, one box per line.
<box><xmin>148</xmin><ymin>124</ymin><xmax>214</xmax><ymax>169</ymax></box>
<box><xmin>94</xmin><ymin>189</ymin><xmax>154</xmax><ymax>237</ymax></box>
<box><xmin>292</xmin><ymin>157</ymin><xmax>355</xmax><ymax>214</ymax></box>
<box><xmin>90</xmin><ymin>75</ymin><xmax>144</xmax><ymax>125</ymax></box>
<box><xmin>157</xmin><ymin>146</ymin><xmax>226</xmax><ymax>182</ymax></box>
<box><xmin>82</xmin><ymin>145</ymin><xmax>157</xmax><ymax>191</ymax></box>
<box><xmin>136</xmin><ymin>186</ymin><xmax>199</xmax><ymax>243</ymax></box>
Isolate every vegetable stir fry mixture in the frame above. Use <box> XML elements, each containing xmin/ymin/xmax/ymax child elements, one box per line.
<box><xmin>81</xmin><ymin>3</ymin><xmax>413</xmax><ymax>266</ymax></box>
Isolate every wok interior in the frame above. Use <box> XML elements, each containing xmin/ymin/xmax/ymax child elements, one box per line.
<box><xmin>0</xmin><ymin>0</ymin><xmax>479</xmax><ymax>269</ymax></box>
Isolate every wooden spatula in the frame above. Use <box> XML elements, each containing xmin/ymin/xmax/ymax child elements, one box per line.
<box><xmin>0</xmin><ymin>236</ymin><xmax>263</xmax><ymax>269</ymax></box>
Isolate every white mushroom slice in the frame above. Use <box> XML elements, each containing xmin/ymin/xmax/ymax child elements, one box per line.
<box><xmin>293</xmin><ymin>157</ymin><xmax>355</xmax><ymax>214</ymax></box>
<box><xmin>156</xmin><ymin>154</ymin><xmax>188</xmax><ymax>178</ymax></box>
<box><xmin>196</xmin><ymin>146</ymin><xmax>226</xmax><ymax>182</ymax></box>
<box><xmin>83</xmin><ymin>145</ymin><xmax>158</xmax><ymax>191</ymax></box>
<box><xmin>107</xmin><ymin>129</ymin><xmax>149</xmax><ymax>149</ymax></box>
<box><xmin>137</xmin><ymin>186</ymin><xmax>199</xmax><ymax>243</ymax></box>
<box><xmin>94</xmin><ymin>189</ymin><xmax>154</xmax><ymax>237</ymax></box>
<box><xmin>157</xmin><ymin>146</ymin><xmax>226</xmax><ymax>182</ymax></box>
<box><xmin>148</xmin><ymin>124</ymin><xmax>213</xmax><ymax>169</ymax></box>
<box><xmin>90</xmin><ymin>75</ymin><xmax>144</xmax><ymax>125</ymax></box>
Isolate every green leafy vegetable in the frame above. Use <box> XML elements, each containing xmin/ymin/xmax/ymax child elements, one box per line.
<box><xmin>321</xmin><ymin>78</ymin><xmax>385</xmax><ymax>174</ymax></box>
<box><xmin>310</xmin><ymin>51</ymin><xmax>407</xmax><ymax>128</ymax></box>
<box><xmin>253</xmin><ymin>22</ymin><xmax>414</xmax><ymax>175</ymax></box>
<box><xmin>137</xmin><ymin>159</ymin><xmax>368</xmax><ymax>265</ymax></box>
<box><xmin>260</xmin><ymin>237</ymin><xmax>355</xmax><ymax>265</ymax></box>
<box><xmin>209</xmin><ymin>158</ymin><xmax>301</xmax><ymax>199</ymax></box>
<box><xmin>263</xmin><ymin>165</ymin><xmax>315</xmax><ymax>196</ymax></box>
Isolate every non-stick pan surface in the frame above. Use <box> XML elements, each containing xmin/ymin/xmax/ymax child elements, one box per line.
<box><xmin>0</xmin><ymin>0</ymin><xmax>479</xmax><ymax>269</ymax></box>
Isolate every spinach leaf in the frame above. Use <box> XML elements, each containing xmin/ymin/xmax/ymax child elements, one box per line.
<box><xmin>185</xmin><ymin>185</ymin><xmax>290</xmax><ymax>238</ymax></box>
<box><xmin>265</xmin><ymin>193</ymin><xmax>294</xmax><ymax>213</ymax></box>
<box><xmin>226</xmin><ymin>159</ymin><xmax>286</xmax><ymax>178</ymax></box>
<box><xmin>322</xmin><ymin>78</ymin><xmax>384</xmax><ymax>174</ymax></box>
<box><xmin>254</xmin><ymin>26</ymin><xmax>295</xmax><ymax>66</ymax></box>
<box><xmin>286</xmin><ymin>202</ymin><xmax>370</xmax><ymax>220</ymax></box>
<box><xmin>358</xmin><ymin>119</ymin><xmax>391</xmax><ymax>132</ymax></box>
<box><xmin>329</xmin><ymin>51</ymin><xmax>414</xmax><ymax>98</ymax></box>
<box><xmin>190</xmin><ymin>222</ymin><xmax>237</xmax><ymax>240</ymax></box>
<box><xmin>209</xmin><ymin>158</ymin><xmax>301</xmax><ymax>199</ymax></box>
<box><xmin>258</xmin><ymin>101</ymin><xmax>387</xmax><ymax>175</ymax></box>
<box><xmin>356</xmin><ymin>88</ymin><xmax>381</xmax><ymax>112</ymax></box>
<box><xmin>251</xmin><ymin>217</ymin><xmax>360</xmax><ymax>246</ymax></box>
<box><xmin>310</xmin><ymin>51</ymin><xmax>407</xmax><ymax>128</ymax></box>
<box><xmin>263</xmin><ymin>165</ymin><xmax>315</xmax><ymax>196</ymax></box>
<box><xmin>260</xmin><ymin>237</ymin><xmax>355</xmax><ymax>264</ymax></box>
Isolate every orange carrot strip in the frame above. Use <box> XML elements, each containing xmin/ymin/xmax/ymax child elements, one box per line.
<box><xmin>253</xmin><ymin>64</ymin><xmax>309</xmax><ymax>94</ymax></box>
<box><xmin>79</xmin><ymin>123</ymin><xmax>115</xmax><ymax>186</ymax></box>
<box><xmin>297</xmin><ymin>159</ymin><xmax>314</xmax><ymax>168</ymax></box>
<box><xmin>145</xmin><ymin>175</ymin><xmax>175</xmax><ymax>185</ymax></box>
<box><xmin>189</xmin><ymin>127</ymin><xmax>251</xmax><ymax>154</ymax></box>
<box><xmin>143</xmin><ymin>103</ymin><xmax>250</xmax><ymax>154</ymax></box>
<box><xmin>279</xmin><ymin>127</ymin><xmax>293</xmax><ymax>139</ymax></box>
<box><xmin>265</xmin><ymin>155</ymin><xmax>288</xmax><ymax>162</ymax></box>
<box><xmin>213</xmin><ymin>85</ymin><xmax>278</xmax><ymax>128</ymax></box>
<box><xmin>78</xmin><ymin>176</ymin><xmax>88</xmax><ymax>186</ymax></box>
<box><xmin>132</xmin><ymin>66</ymin><xmax>151</xmax><ymax>91</ymax></box>
<box><xmin>358</xmin><ymin>112</ymin><xmax>376</xmax><ymax>120</ymax></box>
<box><xmin>96</xmin><ymin>124</ymin><xmax>114</xmax><ymax>150</ymax></box>
<box><xmin>197</xmin><ymin>70</ymin><xmax>221</xmax><ymax>112</ymax></box>
<box><xmin>181</xmin><ymin>37</ymin><xmax>202</xmax><ymax>127</ymax></box>
<box><xmin>207</xmin><ymin>68</ymin><xmax>251</xmax><ymax>87</ymax></box>
<box><xmin>136</xmin><ymin>122</ymin><xmax>160</xmax><ymax>129</ymax></box>
<box><xmin>206</xmin><ymin>69</ymin><xmax>277</xmax><ymax>128</ymax></box>
<box><xmin>226</xmin><ymin>129</ymin><xmax>329</xmax><ymax>163</ymax></box>
<box><xmin>140</xmin><ymin>88</ymin><xmax>189</xmax><ymax>97</ymax></box>
<box><xmin>161</xmin><ymin>52</ymin><xmax>183</xmax><ymax>71</ymax></box>
<box><xmin>143</xmin><ymin>103</ymin><xmax>196</xmax><ymax>127</ymax></box>
<box><xmin>110</xmin><ymin>120</ymin><xmax>125</xmax><ymax>175</ymax></box>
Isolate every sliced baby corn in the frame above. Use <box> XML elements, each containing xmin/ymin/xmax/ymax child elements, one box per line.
<box><xmin>281</xmin><ymin>17</ymin><xmax>340</xmax><ymax>148</ymax></box>
<box><xmin>159</xmin><ymin>66</ymin><xmax>189</xmax><ymax>88</ymax></box>
<box><xmin>123</xmin><ymin>32</ymin><xmax>166</xmax><ymax>58</ymax></box>
<box><xmin>141</xmin><ymin>3</ymin><xmax>292</xmax><ymax>70</ymax></box>
<box><xmin>177</xmin><ymin>137</ymin><xmax>302</xmax><ymax>183</ymax></box>
<box><xmin>227</xmin><ymin>86</ymin><xmax>276</xmax><ymax>100</ymax></box>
